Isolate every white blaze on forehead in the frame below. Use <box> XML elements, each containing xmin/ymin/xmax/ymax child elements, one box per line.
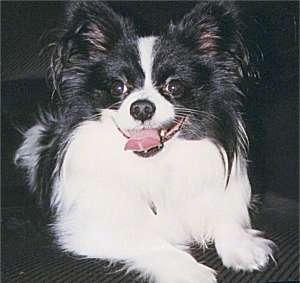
<box><xmin>137</xmin><ymin>36</ymin><xmax>157</xmax><ymax>88</ymax></box>
<box><xmin>109</xmin><ymin>35</ymin><xmax>175</xmax><ymax>131</ymax></box>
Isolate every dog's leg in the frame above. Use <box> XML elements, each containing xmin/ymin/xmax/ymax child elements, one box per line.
<box><xmin>212</xmin><ymin>159</ymin><xmax>275</xmax><ymax>271</ymax></box>
<box><xmin>214</xmin><ymin>224</ymin><xmax>275</xmax><ymax>271</ymax></box>
<box><xmin>170</xmin><ymin>140</ymin><xmax>275</xmax><ymax>272</ymax></box>
<box><xmin>130</xmin><ymin>248</ymin><xmax>217</xmax><ymax>283</ymax></box>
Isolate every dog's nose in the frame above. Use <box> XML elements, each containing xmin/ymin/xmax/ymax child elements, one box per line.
<box><xmin>130</xmin><ymin>99</ymin><xmax>156</xmax><ymax>122</ymax></box>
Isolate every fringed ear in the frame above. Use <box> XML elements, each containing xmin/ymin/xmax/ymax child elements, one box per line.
<box><xmin>176</xmin><ymin>2</ymin><xmax>239</xmax><ymax>51</ymax></box>
<box><xmin>49</xmin><ymin>2</ymin><xmax>134</xmax><ymax>96</ymax></box>
<box><xmin>63</xmin><ymin>1</ymin><xmax>129</xmax><ymax>55</ymax></box>
<box><xmin>173</xmin><ymin>2</ymin><xmax>247</xmax><ymax>61</ymax></box>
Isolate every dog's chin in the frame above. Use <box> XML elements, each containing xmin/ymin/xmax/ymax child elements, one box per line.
<box><xmin>117</xmin><ymin>116</ymin><xmax>186</xmax><ymax>158</ymax></box>
<box><xmin>134</xmin><ymin>145</ymin><xmax>164</xmax><ymax>158</ymax></box>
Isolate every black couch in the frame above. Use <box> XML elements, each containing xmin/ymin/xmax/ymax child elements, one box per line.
<box><xmin>2</xmin><ymin>2</ymin><xmax>299</xmax><ymax>282</ymax></box>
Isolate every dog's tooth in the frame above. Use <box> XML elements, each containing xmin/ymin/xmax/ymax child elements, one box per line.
<box><xmin>160</xmin><ymin>129</ymin><xmax>166</xmax><ymax>138</ymax></box>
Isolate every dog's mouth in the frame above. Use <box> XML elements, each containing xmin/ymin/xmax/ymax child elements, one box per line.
<box><xmin>117</xmin><ymin>117</ymin><xmax>186</xmax><ymax>158</ymax></box>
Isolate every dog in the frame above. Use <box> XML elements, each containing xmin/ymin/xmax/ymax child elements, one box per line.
<box><xmin>15</xmin><ymin>2</ymin><xmax>275</xmax><ymax>282</ymax></box>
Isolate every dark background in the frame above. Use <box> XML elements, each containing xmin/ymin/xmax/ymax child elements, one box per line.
<box><xmin>1</xmin><ymin>1</ymin><xmax>299</xmax><ymax>207</ymax></box>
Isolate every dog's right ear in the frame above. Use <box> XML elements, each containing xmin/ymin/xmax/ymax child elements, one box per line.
<box><xmin>63</xmin><ymin>1</ymin><xmax>131</xmax><ymax>55</ymax></box>
<box><xmin>50</xmin><ymin>2</ymin><xmax>134</xmax><ymax>96</ymax></box>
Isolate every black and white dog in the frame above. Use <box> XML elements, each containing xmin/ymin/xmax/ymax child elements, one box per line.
<box><xmin>15</xmin><ymin>2</ymin><xmax>275</xmax><ymax>282</ymax></box>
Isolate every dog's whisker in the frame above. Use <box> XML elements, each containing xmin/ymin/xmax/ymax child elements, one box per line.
<box><xmin>108</xmin><ymin>101</ymin><xmax>122</xmax><ymax>110</ymax></box>
<box><xmin>83</xmin><ymin>102</ymin><xmax>122</xmax><ymax>120</ymax></box>
<box><xmin>175</xmin><ymin>108</ymin><xmax>219</xmax><ymax>122</ymax></box>
<box><xmin>81</xmin><ymin>112</ymin><xmax>102</xmax><ymax>120</ymax></box>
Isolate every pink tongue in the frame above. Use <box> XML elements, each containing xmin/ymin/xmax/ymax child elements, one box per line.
<box><xmin>125</xmin><ymin>129</ymin><xmax>162</xmax><ymax>152</ymax></box>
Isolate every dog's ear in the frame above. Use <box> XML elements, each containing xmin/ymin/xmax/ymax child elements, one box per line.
<box><xmin>170</xmin><ymin>2</ymin><xmax>251</xmax><ymax>80</ymax></box>
<box><xmin>173</xmin><ymin>2</ymin><xmax>240</xmax><ymax>53</ymax></box>
<box><xmin>172</xmin><ymin>2</ymin><xmax>246</xmax><ymax>58</ymax></box>
<box><xmin>50</xmin><ymin>2</ymin><xmax>134</xmax><ymax>96</ymax></box>
<box><xmin>63</xmin><ymin>1</ymin><xmax>131</xmax><ymax>55</ymax></box>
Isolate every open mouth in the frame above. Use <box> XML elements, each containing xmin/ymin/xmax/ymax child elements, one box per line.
<box><xmin>118</xmin><ymin>117</ymin><xmax>186</xmax><ymax>158</ymax></box>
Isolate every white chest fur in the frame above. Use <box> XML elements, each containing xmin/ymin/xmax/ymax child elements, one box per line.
<box><xmin>54</xmin><ymin>117</ymin><xmax>250</xmax><ymax>253</ymax></box>
<box><xmin>60</xmin><ymin>118</ymin><xmax>226</xmax><ymax>212</ymax></box>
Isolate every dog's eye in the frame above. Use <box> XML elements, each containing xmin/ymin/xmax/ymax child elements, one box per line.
<box><xmin>111</xmin><ymin>81</ymin><xmax>128</xmax><ymax>97</ymax></box>
<box><xmin>164</xmin><ymin>80</ymin><xmax>185</xmax><ymax>98</ymax></box>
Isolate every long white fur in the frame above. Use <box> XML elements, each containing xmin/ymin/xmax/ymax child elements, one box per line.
<box><xmin>14</xmin><ymin>124</ymin><xmax>46</xmax><ymax>191</ymax></box>
<box><xmin>15</xmin><ymin>36</ymin><xmax>274</xmax><ymax>283</ymax></box>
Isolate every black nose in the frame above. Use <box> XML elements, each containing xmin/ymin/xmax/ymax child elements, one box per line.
<box><xmin>130</xmin><ymin>99</ymin><xmax>156</xmax><ymax>122</ymax></box>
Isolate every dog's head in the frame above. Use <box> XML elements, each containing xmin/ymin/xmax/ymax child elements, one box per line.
<box><xmin>51</xmin><ymin>1</ymin><xmax>251</xmax><ymax>170</ymax></box>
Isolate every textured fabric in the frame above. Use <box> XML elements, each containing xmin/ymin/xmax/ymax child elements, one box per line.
<box><xmin>2</xmin><ymin>206</ymin><xmax>299</xmax><ymax>283</ymax></box>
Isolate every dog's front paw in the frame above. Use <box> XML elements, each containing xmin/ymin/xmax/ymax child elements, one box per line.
<box><xmin>216</xmin><ymin>229</ymin><xmax>275</xmax><ymax>271</ymax></box>
<box><xmin>134</xmin><ymin>249</ymin><xmax>217</xmax><ymax>283</ymax></box>
<box><xmin>154</xmin><ymin>259</ymin><xmax>217</xmax><ymax>283</ymax></box>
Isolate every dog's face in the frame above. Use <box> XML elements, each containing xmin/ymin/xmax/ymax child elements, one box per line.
<box><xmin>52</xmin><ymin>2</ymin><xmax>249</xmax><ymax>163</ymax></box>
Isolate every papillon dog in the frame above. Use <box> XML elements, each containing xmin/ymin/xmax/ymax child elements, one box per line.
<box><xmin>15</xmin><ymin>2</ymin><xmax>275</xmax><ymax>282</ymax></box>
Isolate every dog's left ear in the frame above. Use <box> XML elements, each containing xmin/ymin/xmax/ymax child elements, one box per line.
<box><xmin>171</xmin><ymin>1</ymin><xmax>249</xmax><ymax>72</ymax></box>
